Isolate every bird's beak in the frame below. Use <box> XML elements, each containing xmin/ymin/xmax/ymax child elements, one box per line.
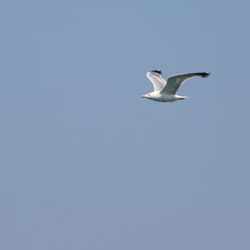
<box><xmin>141</xmin><ymin>95</ymin><xmax>146</xmax><ymax>99</ymax></box>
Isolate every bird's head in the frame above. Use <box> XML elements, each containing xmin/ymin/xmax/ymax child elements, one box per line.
<box><xmin>141</xmin><ymin>93</ymin><xmax>150</xmax><ymax>99</ymax></box>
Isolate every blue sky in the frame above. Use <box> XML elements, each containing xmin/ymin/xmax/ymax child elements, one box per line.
<box><xmin>1</xmin><ymin>1</ymin><xmax>250</xmax><ymax>250</ymax></box>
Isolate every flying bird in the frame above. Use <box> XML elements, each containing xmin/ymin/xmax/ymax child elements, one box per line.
<box><xmin>141</xmin><ymin>70</ymin><xmax>210</xmax><ymax>102</ymax></box>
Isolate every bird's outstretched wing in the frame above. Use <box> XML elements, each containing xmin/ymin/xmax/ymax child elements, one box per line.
<box><xmin>146</xmin><ymin>71</ymin><xmax>167</xmax><ymax>91</ymax></box>
<box><xmin>161</xmin><ymin>72</ymin><xmax>210</xmax><ymax>95</ymax></box>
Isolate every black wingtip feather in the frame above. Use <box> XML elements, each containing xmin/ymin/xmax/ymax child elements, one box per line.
<box><xmin>201</xmin><ymin>72</ymin><xmax>211</xmax><ymax>78</ymax></box>
<box><xmin>151</xmin><ymin>70</ymin><xmax>162</xmax><ymax>75</ymax></box>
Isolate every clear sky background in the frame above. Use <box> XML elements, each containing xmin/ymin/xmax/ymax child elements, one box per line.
<box><xmin>1</xmin><ymin>1</ymin><xmax>250</xmax><ymax>249</ymax></box>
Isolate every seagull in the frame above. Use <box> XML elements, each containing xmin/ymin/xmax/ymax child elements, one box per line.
<box><xmin>141</xmin><ymin>70</ymin><xmax>210</xmax><ymax>102</ymax></box>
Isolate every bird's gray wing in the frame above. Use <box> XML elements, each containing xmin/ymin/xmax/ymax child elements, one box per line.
<box><xmin>161</xmin><ymin>72</ymin><xmax>210</xmax><ymax>95</ymax></box>
<box><xmin>146</xmin><ymin>71</ymin><xmax>167</xmax><ymax>91</ymax></box>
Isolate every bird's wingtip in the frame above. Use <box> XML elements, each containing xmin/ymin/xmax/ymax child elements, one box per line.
<box><xmin>150</xmin><ymin>70</ymin><xmax>162</xmax><ymax>75</ymax></box>
<box><xmin>202</xmin><ymin>72</ymin><xmax>211</xmax><ymax>78</ymax></box>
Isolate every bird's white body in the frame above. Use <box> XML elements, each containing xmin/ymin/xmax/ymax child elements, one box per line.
<box><xmin>143</xmin><ymin>91</ymin><xmax>188</xmax><ymax>102</ymax></box>
<box><xmin>141</xmin><ymin>70</ymin><xmax>210</xmax><ymax>102</ymax></box>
